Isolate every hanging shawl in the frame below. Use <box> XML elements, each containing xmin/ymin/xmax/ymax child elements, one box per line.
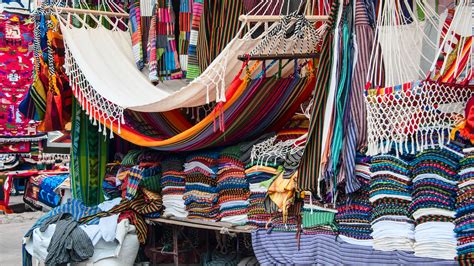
<box><xmin>129</xmin><ymin>0</ymin><xmax>145</xmax><ymax>70</ymax></box>
<box><xmin>297</xmin><ymin>1</ymin><xmax>339</xmax><ymax>197</ymax></box>
<box><xmin>70</xmin><ymin>99</ymin><xmax>108</xmax><ymax>206</ymax></box>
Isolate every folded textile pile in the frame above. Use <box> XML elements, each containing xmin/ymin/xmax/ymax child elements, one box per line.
<box><xmin>38</xmin><ymin>174</ymin><xmax>69</xmax><ymax>207</ymax></box>
<box><xmin>410</xmin><ymin>148</ymin><xmax>460</xmax><ymax>260</ymax></box>
<box><xmin>161</xmin><ymin>156</ymin><xmax>188</xmax><ymax>218</ymax></box>
<box><xmin>183</xmin><ymin>152</ymin><xmax>219</xmax><ymax>221</ymax></box>
<box><xmin>102</xmin><ymin>163</ymin><xmax>122</xmax><ymax>200</ymax></box>
<box><xmin>245</xmin><ymin>163</ymin><xmax>278</xmax><ymax>227</ymax></box>
<box><xmin>336</xmin><ymin>157</ymin><xmax>373</xmax><ymax>243</ymax></box>
<box><xmin>369</xmin><ymin>155</ymin><xmax>414</xmax><ymax>251</ymax></box>
<box><xmin>302</xmin><ymin>204</ymin><xmax>337</xmax><ymax>235</ymax></box>
<box><xmin>217</xmin><ymin>146</ymin><xmax>249</xmax><ymax>224</ymax></box>
<box><xmin>455</xmin><ymin>152</ymin><xmax>474</xmax><ymax>264</ymax></box>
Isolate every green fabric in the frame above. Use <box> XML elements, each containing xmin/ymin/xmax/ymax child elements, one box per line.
<box><xmin>302</xmin><ymin>209</ymin><xmax>337</xmax><ymax>229</ymax></box>
<box><xmin>140</xmin><ymin>166</ymin><xmax>162</xmax><ymax>192</ymax></box>
<box><xmin>121</xmin><ymin>150</ymin><xmax>143</xmax><ymax>166</ymax></box>
<box><xmin>71</xmin><ymin>99</ymin><xmax>108</xmax><ymax>206</ymax></box>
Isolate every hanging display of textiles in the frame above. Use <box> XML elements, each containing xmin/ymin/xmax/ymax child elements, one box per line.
<box><xmin>0</xmin><ymin>13</ymin><xmax>38</xmax><ymax>138</ymax></box>
<box><xmin>20</xmin><ymin>13</ymin><xmax>72</xmax><ymax>132</ymax></box>
<box><xmin>297</xmin><ymin>0</ymin><xmax>338</xmax><ymax>196</ymax></box>
<box><xmin>70</xmin><ymin>99</ymin><xmax>108</xmax><ymax>206</ymax></box>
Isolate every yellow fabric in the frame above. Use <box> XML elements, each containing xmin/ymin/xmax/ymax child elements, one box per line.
<box><xmin>267</xmin><ymin>167</ymin><xmax>297</xmax><ymax>223</ymax></box>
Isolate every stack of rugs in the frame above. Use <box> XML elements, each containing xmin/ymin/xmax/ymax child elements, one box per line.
<box><xmin>336</xmin><ymin>156</ymin><xmax>373</xmax><ymax>244</ymax></box>
<box><xmin>410</xmin><ymin>148</ymin><xmax>460</xmax><ymax>260</ymax></box>
<box><xmin>217</xmin><ymin>146</ymin><xmax>249</xmax><ymax>224</ymax></box>
<box><xmin>161</xmin><ymin>156</ymin><xmax>188</xmax><ymax>218</ymax></box>
<box><xmin>455</xmin><ymin>152</ymin><xmax>474</xmax><ymax>264</ymax></box>
<box><xmin>369</xmin><ymin>154</ymin><xmax>415</xmax><ymax>251</ymax></box>
<box><xmin>183</xmin><ymin>152</ymin><xmax>219</xmax><ymax>221</ymax></box>
<box><xmin>245</xmin><ymin>162</ymin><xmax>278</xmax><ymax>227</ymax></box>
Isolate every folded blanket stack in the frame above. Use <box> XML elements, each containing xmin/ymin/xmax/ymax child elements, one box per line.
<box><xmin>161</xmin><ymin>156</ymin><xmax>188</xmax><ymax>218</ymax></box>
<box><xmin>369</xmin><ymin>155</ymin><xmax>414</xmax><ymax>251</ymax></box>
<box><xmin>455</xmin><ymin>152</ymin><xmax>474</xmax><ymax>264</ymax></box>
<box><xmin>410</xmin><ymin>148</ymin><xmax>460</xmax><ymax>260</ymax></box>
<box><xmin>217</xmin><ymin>146</ymin><xmax>249</xmax><ymax>224</ymax></box>
<box><xmin>38</xmin><ymin>174</ymin><xmax>69</xmax><ymax>207</ymax></box>
<box><xmin>183</xmin><ymin>152</ymin><xmax>219</xmax><ymax>221</ymax></box>
<box><xmin>336</xmin><ymin>157</ymin><xmax>373</xmax><ymax>242</ymax></box>
<box><xmin>245</xmin><ymin>163</ymin><xmax>278</xmax><ymax>227</ymax></box>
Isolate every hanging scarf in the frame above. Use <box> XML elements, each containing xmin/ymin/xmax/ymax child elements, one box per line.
<box><xmin>70</xmin><ymin>99</ymin><xmax>109</xmax><ymax>206</ymax></box>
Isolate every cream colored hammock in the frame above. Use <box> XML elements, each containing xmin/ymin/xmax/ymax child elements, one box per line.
<box><xmin>53</xmin><ymin>0</ymin><xmax>327</xmax><ymax>135</ymax></box>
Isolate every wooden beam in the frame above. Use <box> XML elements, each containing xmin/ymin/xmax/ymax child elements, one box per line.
<box><xmin>147</xmin><ymin>217</ymin><xmax>253</xmax><ymax>234</ymax></box>
<box><xmin>44</xmin><ymin>6</ymin><xmax>129</xmax><ymax>18</ymax></box>
<box><xmin>238</xmin><ymin>53</ymin><xmax>319</xmax><ymax>61</ymax></box>
<box><xmin>239</xmin><ymin>15</ymin><xmax>329</xmax><ymax>23</ymax></box>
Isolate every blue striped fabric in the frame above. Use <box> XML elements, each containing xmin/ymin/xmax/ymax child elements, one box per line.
<box><xmin>251</xmin><ymin>231</ymin><xmax>457</xmax><ymax>265</ymax></box>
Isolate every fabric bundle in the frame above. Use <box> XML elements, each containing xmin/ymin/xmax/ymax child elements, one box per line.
<box><xmin>38</xmin><ymin>174</ymin><xmax>69</xmax><ymax>207</ymax></box>
<box><xmin>302</xmin><ymin>200</ymin><xmax>337</xmax><ymax>235</ymax></box>
<box><xmin>410</xmin><ymin>148</ymin><xmax>460</xmax><ymax>260</ymax></box>
<box><xmin>455</xmin><ymin>152</ymin><xmax>474</xmax><ymax>264</ymax></box>
<box><xmin>102</xmin><ymin>163</ymin><xmax>122</xmax><ymax>200</ymax></box>
<box><xmin>336</xmin><ymin>156</ymin><xmax>373</xmax><ymax>243</ymax></box>
<box><xmin>217</xmin><ymin>145</ymin><xmax>249</xmax><ymax>224</ymax></box>
<box><xmin>245</xmin><ymin>163</ymin><xmax>278</xmax><ymax>227</ymax></box>
<box><xmin>369</xmin><ymin>155</ymin><xmax>415</xmax><ymax>251</ymax></box>
<box><xmin>183</xmin><ymin>151</ymin><xmax>219</xmax><ymax>221</ymax></box>
<box><xmin>161</xmin><ymin>156</ymin><xmax>188</xmax><ymax>218</ymax></box>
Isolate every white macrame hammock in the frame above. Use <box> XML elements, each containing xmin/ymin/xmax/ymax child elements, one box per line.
<box><xmin>52</xmin><ymin>0</ymin><xmax>325</xmax><ymax>137</ymax></box>
<box><xmin>365</xmin><ymin>0</ymin><xmax>473</xmax><ymax>156</ymax></box>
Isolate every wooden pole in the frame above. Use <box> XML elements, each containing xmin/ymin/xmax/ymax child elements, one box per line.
<box><xmin>44</xmin><ymin>6</ymin><xmax>129</xmax><ymax>18</ymax></box>
<box><xmin>239</xmin><ymin>14</ymin><xmax>329</xmax><ymax>22</ymax></box>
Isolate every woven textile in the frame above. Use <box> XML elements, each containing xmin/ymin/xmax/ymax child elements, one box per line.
<box><xmin>183</xmin><ymin>151</ymin><xmax>219</xmax><ymax>221</ymax></box>
<box><xmin>0</xmin><ymin>13</ymin><xmax>37</xmax><ymax>138</ymax></box>
<box><xmin>245</xmin><ymin>162</ymin><xmax>278</xmax><ymax>227</ymax></box>
<box><xmin>70</xmin><ymin>99</ymin><xmax>108</xmax><ymax>206</ymax></box>
<box><xmin>369</xmin><ymin>154</ymin><xmax>415</xmax><ymax>251</ymax></box>
<box><xmin>251</xmin><ymin>231</ymin><xmax>457</xmax><ymax>265</ymax></box>
<box><xmin>456</xmin><ymin>152</ymin><xmax>474</xmax><ymax>264</ymax></box>
<box><xmin>336</xmin><ymin>156</ymin><xmax>373</xmax><ymax>242</ymax></box>
<box><xmin>297</xmin><ymin>1</ymin><xmax>339</xmax><ymax>195</ymax></box>
<box><xmin>161</xmin><ymin>156</ymin><xmax>188</xmax><ymax>218</ymax></box>
<box><xmin>410</xmin><ymin>147</ymin><xmax>461</xmax><ymax>260</ymax></box>
<box><xmin>217</xmin><ymin>145</ymin><xmax>249</xmax><ymax>224</ymax></box>
<box><xmin>80</xmin><ymin>189</ymin><xmax>162</xmax><ymax>244</ymax></box>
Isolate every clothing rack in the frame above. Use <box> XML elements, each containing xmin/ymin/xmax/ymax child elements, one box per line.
<box><xmin>239</xmin><ymin>15</ymin><xmax>329</xmax><ymax>22</ymax></box>
<box><xmin>238</xmin><ymin>53</ymin><xmax>319</xmax><ymax>61</ymax></box>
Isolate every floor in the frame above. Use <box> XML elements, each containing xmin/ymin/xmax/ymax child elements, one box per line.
<box><xmin>0</xmin><ymin>196</ymin><xmax>43</xmax><ymax>266</ymax></box>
